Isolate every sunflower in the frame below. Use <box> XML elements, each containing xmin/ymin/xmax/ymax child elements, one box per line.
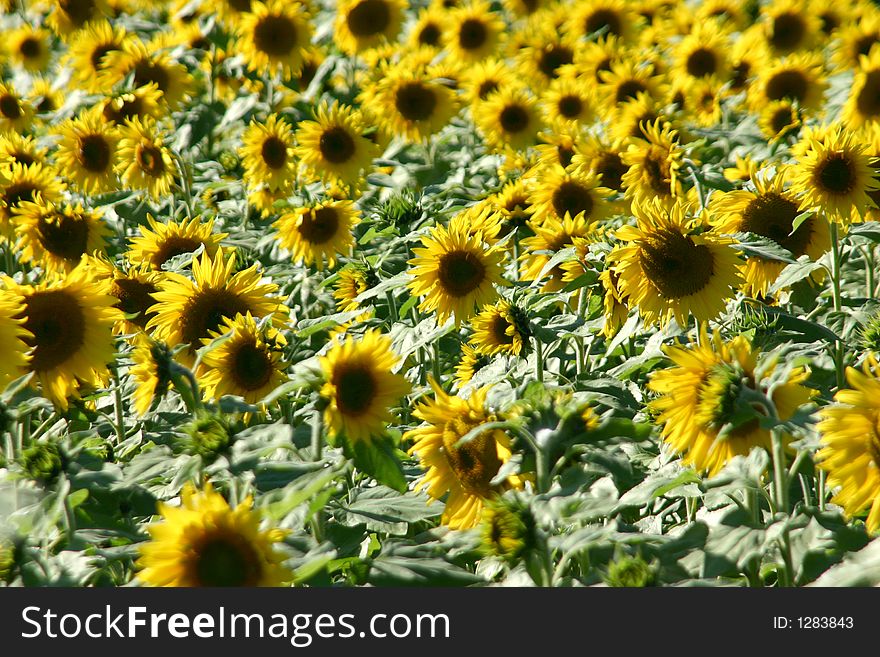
<box><xmin>816</xmin><ymin>357</ymin><xmax>880</xmax><ymax>534</ymax></box>
<box><xmin>64</xmin><ymin>20</ymin><xmax>130</xmax><ymax>94</ymax></box>
<box><xmin>834</xmin><ymin>13</ymin><xmax>880</xmax><ymax>72</ymax></box>
<box><xmin>138</xmin><ymin>481</ymin><xmax>292</xmax><ymax>587</ymax></box>
<box><xmin>129</xmin><ymin>336</ymin><xmax>174</xmax><ymax>415</ymax></box>
<box><xmin>13</xmin><ymin>200</ymin><xmax>111</xmax><ymax>275</ymax></box>
<box><xmin>334</xmin><ymin>265</ymin><xmax>378</xmax><ymax>311</ymax></box>
<box><xmin>470</xmin><ymin>299</ymin><xmax>529</xmax><ymax>356</ymax></box>
<box><xmin>360</xmin><ymin>67</ymin><xmax>459</xmax><ymax>142</ymax></box>
<box><xmin>28</xmin><ymin>78</ymin><xmax>64</xmax><ymax>116</ymax></box>
<box><xmin>46</xmin><ymin>0</ymin><xmax>110</xmax><ymax>38</ymax></box>
<box><xmin>6</xmin><ymin>25</ymin><xmax>52</xmax><ymax>72</ymax></box>
<box><xmin>758</xmin><ymin>99</ymin><xmax>803</xmax><ymax>142</ymax></box>
<box><xmin>239</xmin><ymin>114</ymin><xmax>296</xmax><ymax>192</ymax></box>
<box><xmin>335</xmin><ymin>0</ymin><xmax>406</xmax><ymax>55</ymax></box>
<box><xmin>53</xmin><ymin>109</ymin><xmax>120</xmax><ymax>195</ymax></box>
<box><xmin>247</xmin><ymin>184</ymin><xmax>291</xmax><ymax>218</ymax></box>
<box><xmin>0</xmin><ymin>292</ymin><xmax>30</xmax><ymax>387</ymax></box>
<box><xmin>539</xmin><ymin>74</ymin><xmax>595</xmax><ymax>129</ymax></box>
<box><xmin>515</xmin><ymin>29</ymin><xmax>576</xmax><ymax>87</ymax></box>
<box><xmin>274</xmin><ymin>200</ymin><xmax>359</xmax><ymax>271</ymax></box>
<box><xmin>408</xmin><ymin>221</ymin><xmax>506</xmax><ymax>325</ymax></box>
<box><xmin>102</xmin><ymin>38</ymin><xmax>192</xmax><ymax>109</ymax></box>
<box><xmin>570</xmin><ymin>134</ymin><xmax>629</xmax><ymax>199</ymax></box>
<box><xmin>115</xmin><ymin>116</ymin><xmax>177</xmax><ymax>199</ymax></box>
<box><xmin>474</xmin><ymin>86</ymin><xmax>542</xmax><ymax>154</ymax></box>
<box><xmin>760</xmin><ymin>0</ymin><xmax>821</xmax><ymax>56</ymax></box>
<box><xmin>199</xmin><ymin>313</ymin><xmax>287</xmax><ymax>405</ymax></box>
<box><xmin>649</xmin><ymin>328</ymin><xmax>815</xmax><ymax>478</ymax></box>
<box><xmin>519</xmin><ymin>212</ymin><xmax>596</xmax><ymax>292</ymax></box>
<box><xmin>444</xmin><ymin>2</ymin><xmax>502</xmax><ymax>62</ymax></box>
<box><xmin>598</xmin><ymin>57</ymin><xmax>662</xmax><ymax>108</ymax></box>
<box><xmin>0</xmin><ymin>134</ymin><xmax>46</xmax><ymax>169</ymax></box>
<box><xmin>294</xmin><ymin>103</ymin><xmax>378</xmax><ymax>187</ymax></box>
<box><xmin>723</xmin><ymin>156</ymin><xmax>757</xmax><ymax>184</ymax></box>
<box><xmin>598</xmin><ymin>265</ymin><xmax>629</xmax><ymax>338</ymax></box>
<box><xmin>749</xmin><ymin>52</ymin><xmax>827</xmax><ymax>112</ymax></box>
<box><xmin>319</xmin><ymin>329</ymin><xmax>410</xmax><ymax>443</ymax></box>
<box><xmin>674</xmin><ymin>21</ymin><xmax>730</xmax><ymax>82</ymax></box>
<box><xmin>127</xmin><ymin>215</ymin><xmax>226</xmax><ymax>272</ymax></box>
<box><xmin>88</xmin><ymin>257</ymin><xmax>163</xmax><ymax>333</ymax></box>
<box><xmin>406</xmin><ymin>379</ymin><xmax>525</xmax><ymax>530</ymax></box>
<box><xmin>238</xmin><ymin>0</ymin><xmax>313</xmax><ymax>80</ymax></box>
<box><xmin>685</xmin><ymin>77</ymin><xmax>727</xmax><ymax>128</ymax></box>
<box><xmin>0</xmin><ymin>162</ymin><xmax>65</xmax><ymax>231</ymax></box>
<box><xmin>100</xmin><ymin>84</ymin><xmax>164</xmax><ymax>125</ymax></box>
<box><xmin>5</xmin><ymin>266</ymin><xmax>119</xmax><ymax>409</ymax></box>
<box><xmin>843</xmin><ymin>48</ymin><xmax>880</xmax><ymax>129</ymax></box>
<box><xmin>147</xmin><ymin>247</ymin><xmax>286</xmax><ymax>357</ymax></box>
<box><xmin>0</xmin><ymin>83</ymin><xmax>34</xmax><ymax>136</ymax></box>
<box><xmin>609</xmin><ymin>199</ymin><xmax>742</xmax><ymax>328</ymax></box>
<box><xmin>463</xmin><ymin>58</ymin><xmax>515</xmax><ymax>106</ymax></box>
<box><xmin>696</xmin><ymin>0</ymin><xmax>748</xmax><ymax>30</ymax></box>
<box><xmin>531</xmin><ymin>128</ymin><xmax>584</xmax><ymax>172</ymax></box>
<box><xmin>620</xmin><ymin>120</ymin><xmax>685</xmax><ymax>211</ymax></box>
<box><xmin>454</xmin><ymin>342</ymin><xmax>493</xmax><ymax>386</ymax></box>
<box><xmin>409</xmin><ymin>6</ymin><xmax>448</xmax><ymax>50</ymax></box>
<box><xmin>565</xmin><ymin>0</ymin><xmax>635</xmax><ymax>42</ymax></box>
<box><xmin>789</xmin><ymin>125</ymin><xmax>878</xmax><ymax>224</ymax></box>
<box><xmin>489</xmin><ymin>178</ymin><xmax>535</xmax><ymax>235</ymax></box>
<box><xmin>710</xmin><ymin>169</ymin><xmax>830</xmax><ymax>297</ymax></box>
<box><xmin>528</xmin><ymin>165</ymin><xmax>612</xmax><ymax>225</ymax></box>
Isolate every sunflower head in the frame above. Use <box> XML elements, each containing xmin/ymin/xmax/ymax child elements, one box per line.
<box><xmin>238</xmin><ymin>0</ymin><xmax>313</xmax><ymax>79</ymax></box>
<box><xmin>274</xmin><ymin>200</ymin><xmax>360</xmax><ymax>271</ymax></box>
<box><xmin>180</xmin><ymin>414</ymin><xmax>234</xmax><ymax>459</ymax></box>
<box><xmin>480</xmin><ymin>494</ymin><xmax>536</xmax><ymax>562</ymax></box>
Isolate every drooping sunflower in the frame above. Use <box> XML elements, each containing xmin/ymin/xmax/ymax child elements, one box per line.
<box><xmin>100</xmin><ymin>84</ymin><xmax>164</xmax><ymax>125</ymax></box>
<box><xmin>147</xmin><ymin>247</ymin><xmax>286</xmax><ymax>358</ymax></box>
<box><xmin>789</xmin><ymin>125</ymin><xmax>878</xmax><ymax>225</ymax></box>
<box><xmin>843</xmin><ymin>48</ymin><xmax>880</xmax><ymax>129</ymax></box>
<box><xmin>609</xmin><ymin>199</ymin><xmax>742</xmax><ymax>328</ymax></box>
<box><xmin>138</xmin><ymin>482</ymin><xmax>292</xmax><ymax>587</ymax></box>
<box><xmin>335</xmin><ymin>0</ymin><xmax>406</xmax><ymax>55</ymax></box>
<box><xmin>749</xmin><ymin>52</ymin><xmax>827</xmax><ymax>112</ymax></box>
<box><xmin>5</xmin><ymin>266</ymin><xmax>120</xmax><ymax>409</ymax></box>
<box><xmin>6</xmin><ymin>25</ymin><xmax>52</xmax><ymax>72</ymax></box>
<box><xmin>101</xmin><ymin>38</ymin><xmax>193</xmax><ymax>109</ymax></box>
<box><xmin>760</xmin><ymin>0</ymin><xmax>821</xmax><ymax>56</ymax></box>
<box><xmin>239</xmin><ymin>114</ymin><xmax>297</xmax><ymax>192</ymax></box>
<box><xmin>528</xmin><ymin>164</ymin><xmax>612</xmax><ymax>225</ymax></box>
<box><xmin>237</xmin><ymin>0</ymin><xmax>313</xmax><ymax>80</ymax></box>
<box><xmin>620</xmin><ymin>119</ymin><xmax>685</xmax><ymax>211</ymax></box>
<box><xmin>816</xmin><ymin>357</ymin><xmax>880</xmax><ymax>534</ymax></box>
<box><xmin>474</xmin><ymin>86</ymin><xmax>542</xmax><ymax>154</ymax></box>
<box><xmin>319</xmin><ymin>329</ymin><xmax>411</xmax><ymax>444</ymax></box>
<box><xmin>0</xmin><ymin>83</ymin><xmax>34</xmax><ymax>136</ymax></box>
<box><xmin>406</xmin><ymin>379</ymin><xmax>526</xmax><ymax>530</ymax></box>
<box><xmin>273</xmin><ymin>200</ymin><xmax>360</xmax><ymax>271</ymax></box>
<box><xmin>199</xmin><ymin>313</ymin><xmax>287</xmax><ymax>405</ymax></box>
<box><xmin>470</xmin><ymin>299</ymin><xmax>530</xmax><ymax>356</ymax></box>
<box><xmin>116</xmin><ymin>116</ymin><xmax>177</xmax><ymax>199</ymax></box>
<box><xmin>53</xmin><ymin>109</ymin><xmax>120</xmax><ymax>195</ymax></box>
<box><xmin>127</xmin><ymin>215</ymin><xmax>226</xmax><ymax>271</ymax></box>
<box><xmin>46</xmin><ymin>0</ymin><xmax>110</xmax><ymax>38</ymax></box>
<box><xmin>294</xmin><ymin>103</ymin><xmax>378</xmax><ymax>187</ymax></box>
<box><xmin>0</xmin><ymin>162</ymin><xmax>65</xmax><ymax>230</ymax></box>
<box><xmin>0</xmin><ymin>291</ymin><xmax>30</xmax><ymax>386</ymax></box>
<box><xmin>519</xmin><ymin>212</ymin><xmax>596</xmax><ymax>292</ymax></box>
<box><xmin>649</xmin><ymin>328</ymin><xmax>815</xmax><ymax>478</ymax></box>
<box><xmin>710</xmin><ymin>169</ymin><xmax>830</xmax><ymax>297</ymax></box>
<box><xmin>360</xmin><ymin>67</ymin><xmax>459</xmax><ymax>143</ymax></box>
<box><xmin>13</xmin><ymin>200</ymin><xmax>111</xmax><ymax>275</ymax></box>
<box><xmin>129</xmin><ymin>336</ymin><xmax>174</xmax><ymax>415</ymax></box>
<box><xmin>63</xmin><ymin>20</ymin><xmax>130</xmax><ymax>94</ymax></box>
<box><xmin>445</xmin><ymin>1</ymin><xmax>503</xmax><ymax>62</ymax></box>
<box><xmin>408</xmin><ymin>221</ymin><xmax>506</xmax><ymax>325</ymax></box>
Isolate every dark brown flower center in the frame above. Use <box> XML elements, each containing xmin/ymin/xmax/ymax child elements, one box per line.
<box><xmin>458</xmin><ymin>18</ymin><xmax>488</xmax><ymax>51</ymax></box>
<box><xmin>770</xmin><ymin>12</ymin><xmax>806</xmax><ymax>52</ymax></box>
<box><xmin>38</xmin><ymin>211</ymin><xmax>90</xmax><ymax>262</ymax></box>
<box><xmin>261</xmin><ymin>136</ymin><xmax>288</xmax><ymax>169</ymax></box>
<box><xmin>395</xmin><ymin>82</ymin><xmax>437</xmax><ymax>121</ymax></box>
<box><xmin>347</xmin><ymin>0</ymin><xmax>391</xmax><ymax>38</ymax></box>
<box><xmin>22</xmin><ymin>289</ymin><xmax>86</xmax><ymax>372</ymax></box>
<box><xmin>231</xmin><ymin>342</ymin><xmax>273</xmax><ymax>391</ymax></box>
<box><xmin>552</xmin><ymin>180</ymin><xmax>594</xmax><ymax>219</ymax></box>
<box><xmin>181</xmin><ymin>289</ymin><xmax>251</xmax><ymax>350</ymax></box>
<box><xmin>558</xmin><ymin>95</ymin><xmax>583</xmax><ymax>118</ymax></box>
<box><xmin>478</xmin><ymin>80</ymin><xmax>499</xmax><ymax>99</ymax></box>
<box><xmin>643</xmin><ymin>151</ymin><xmax>673</xmax><ymax>195</ymax></box>
<box><xmin>816</xmin><ymin>154</ymin><xmax>855</xmax><ymax>194</ymax></box>
<box><xmin>819</xmin><ymin>11</ymin><xmax>839</xmax><ymax>35</ymax></box>
<box><xmin>585</xmin><ymin>9</ymin><xmax>622</xmax><ymax>37</ymax></box>
<box><xmin>765</xmin><ymin>69</ymin><xmax>808</xmax><ymax>103</ymax></box>
<box><xmin>638</xmin><ymin>229</ymin><xmax>715</xmax><ymax>299</ymax></box>
<box><xmin>61</xmin><ymin>0</ymin><xmax>98</xmax><ymax>28</ymax></box>
<box><xmin>111</xmin><ymin>277</ymin><xmax>158</xmax><ymax>328</ymax></box>
<box><xmin>730</xmin><ymin>61</ymin><xmax>751</xmax><ymax>90</ymax></box>
<box><xmin>228</xmin><ymin>0</ymin><xmax>252</xmax><ymax>12</ymax></box>
<box><xmin>597</xmin><ymin>152</ymin><xmax>626</xmax><ymax>192</ymax></box>
<box><xmin>499</xmin><ymin>104</ymin><xmax>530</xmax><ymax>133</ymax></box>
<box><xmin>254</xmin><ymin>14</ymin><xmax>298</xmax><ymax>56</ymax></box>
<box><xmin>418</xmin><ymin>23</ymin><xmax>442</xmax><ymax>47</ymax></box>
<box><xmin>89</xmin><ymin>44</ymin><xmax>117</xmax><ymax>71</ymax></box>
<box><xmin>686</xmin><ymin>48</ymin><xmax>717</xmax><ymax>77</ymax></box>
<box><xmin>740</xmin><ymin>192</ymin><xmax>812</xmax><ymax>257</ymax></box>
<box><xmin>442</xmin><ymin>428</ymin><xmax>502</xmax><ymax>496</ymax></box>
<box><xmin>133</xmin><ymin>60</ymin><xmax>170</xmax><ymax>94</ymax></box>
<box><xmin>769</xmin><ymin>105</ymin><xmax>796</xmax><ymax>135</ymax></box>
<box><xmin>437</xmin><ymin>250</ymin><xmax>486</xmax><ymax>297</ymax></box>
<box><xmin>192</xmin><ymin>536</ymin><xmax>261</xmax><ymax>587</ymax></box>
<box><xmin>319</xmin><ymin>126</ymin><xmax>356</xmax><ymax>164</ymax></box>
<box><xmin>3</xmin><ymin>182</ymin><xmax>38</xmax><ymax>211</ymax></box>
<box><xmin>19</xmin><ymin>37</ymin><xmax>42</xmax><ymax>60</ymax></box>
<box><xmin>136</xmin><ymin>144</ymin><xmax>165</xmax><ymax>177</ymax></box>
<box><xmin>333</xmin><ymin>363</ymin><xmax>377</xmax><ymax>416</ymax></box>
<box><xmin>152</xmin><ymin>236</ymin><xmax>203</xmax><ymax>268</ymax></box>
<box><xmin>615</xmin><ymin>79</ymin><xmax>647</xmax><ymax>104</ymax></box>
<box><xmin>489</xmin><ymin>313</ymin><xmax>513</xmax><ymax>345</ymax></box>
<box><xmin>538</xmin><ymin>45</ymin><xmax>573</xmax><ymax>79</ymax></box>
<box><xmin>0</xmin><ymin>94</ymin><xmax>22</xmax><ymax>120</ymax></box>
<box><xmin>79</xmin><ymin>134</ymin><xmax>112</xmax><ymax>172</ymax></box>
<box><xmin>298</xmin><ymin>206</ymin><xmax>340</xmax><ymax>244</ymax></box>
<box><xmin>103</xmin><ymin>95</ymin><xmax>143</xmax><ymax>124</ymax></box>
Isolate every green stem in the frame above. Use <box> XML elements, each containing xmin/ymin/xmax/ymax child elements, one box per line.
<box><xmin>771</xmin><ymin>428</ymin><xmax>788</xmax><ymax>515</ymax></box>
<box><xmin>112</xmin><ymin>368</ymin><xmax>126</xmax><ymax>446</ymax></box>
<box><xmin>385</xmin><ymin>290</ymin><xmax>398</xmax><ymax>323</ymax></box>
<box><xmin>311</xmin><ymin>407</ymin><xmax>323</xmax><ymax>461</ymax></box>
<box><xmin>829</xmin><ymin>221</ymin><xmax>845</xmax><ymax>391</ymax></box>
<box><xmin>534</xmin><ymin>336</ymin><xmax>544</xmax><ymax>384</ymax></box>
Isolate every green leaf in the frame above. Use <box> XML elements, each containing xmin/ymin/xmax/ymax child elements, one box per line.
<box><xmin>348</xmin><ymin>436</ymin><xmax>407</xmax><ymax>493</ymax></box>
<box><xmin>334</xmin><ymin>486</ymin><xmax>441</xmax><ymax>534</ymax></box>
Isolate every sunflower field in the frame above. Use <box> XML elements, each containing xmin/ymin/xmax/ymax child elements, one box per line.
<box><xmin>3</xmin><ymin>0</ymin><xmax>880</xmax><ymax>590</ymax></box>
